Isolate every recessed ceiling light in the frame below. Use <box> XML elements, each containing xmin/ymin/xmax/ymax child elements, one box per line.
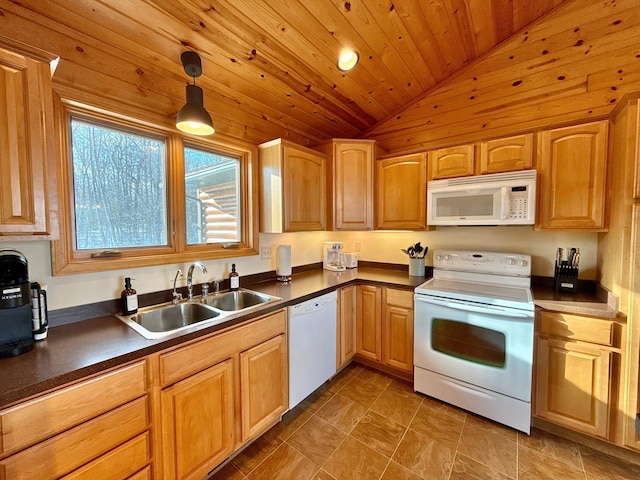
<box><xmin>338</xmin><ymin>50</ymin><xmax>358</xmax><ymax>71</ymax></box>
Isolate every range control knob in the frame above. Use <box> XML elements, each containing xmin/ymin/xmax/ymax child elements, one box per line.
<box><xmin>518</xmin><ymin>259</ymin><xmax>528</xmax><ymax>267</ymax></box>
<box><xmin>505</xmin><ymin>257</ymin><xmax>516</xmax><ymax>266</ymax></box>
<box><xmin>444</xmin><ymin>254</ymin><xmax>452</xmax><ymax>261</ymax></box>
<box><xmin>435</xmin><ymin>254</ymin><xmax>443</xmax><ymax>261</ymax></box>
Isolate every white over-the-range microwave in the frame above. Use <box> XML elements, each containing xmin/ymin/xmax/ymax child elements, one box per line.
<box><xmin>427</xmin><ymin>170</ymin><xmax>537</xmax><ymax>226</ymax></box>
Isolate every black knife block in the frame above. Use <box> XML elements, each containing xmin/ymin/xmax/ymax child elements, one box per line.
<box><xmin>555</xmin><ymin>262</ymin><xmax>578</xmax><ymax>293</ymax></box>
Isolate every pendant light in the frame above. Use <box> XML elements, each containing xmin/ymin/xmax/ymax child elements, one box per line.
<box><xmin>176</xmin><ymin>51</ymin><xmax>214</xmax><ymax>136</ymax></box>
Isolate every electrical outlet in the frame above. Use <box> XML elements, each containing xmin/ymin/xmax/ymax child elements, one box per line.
<box><xmin>355</xmin><ymin>241</ymin><xmax>361</xmax><ymax>252</ymax></box>
<box><xmin>260</xmin><ymin>246</ymin><xmax>271</xmax><ymax>260</ymax></box>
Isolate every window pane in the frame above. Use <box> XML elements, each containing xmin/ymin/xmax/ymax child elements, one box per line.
<box><xmin>184</xmin><ymin>146</ymin><xmax>241</xmax><ymax>245</ymax></box>
<box><xmin>70</xmin><ymin>117</ymin><xmax>167</xmax><ymax>250</ymax></box>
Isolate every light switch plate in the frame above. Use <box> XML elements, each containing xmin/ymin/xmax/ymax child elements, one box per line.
<box><xmin>260</xmin><ymin>246</ymin><xmax>271</xmax><ymax>260</ymax></box>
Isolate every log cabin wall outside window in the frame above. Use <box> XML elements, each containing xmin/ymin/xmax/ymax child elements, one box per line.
<box><xmin>51</xmin><ymin>100</ymin><xmax>258</xmax><ymax>275</ymax></box>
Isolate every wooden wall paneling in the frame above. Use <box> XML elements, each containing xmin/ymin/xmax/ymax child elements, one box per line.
<box><xmin>366</xmin><ymin>1</ymin><xmax>640</xmax><ymax>153</ymax></box>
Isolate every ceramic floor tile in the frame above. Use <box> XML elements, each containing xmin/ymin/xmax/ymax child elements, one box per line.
<box><xmin>349</xmin><ymin>410</ymin><xmax>407</xmax><ymax>457</ymax></box>
<box><xmin>449</xmin><ymin>453</ymin><xmax>514</xmax><ymax>480</ymax></box>
<box><xmin>286</xmin><ymin>415</ymin><xmax>346</xmax><ymax>466</ymax></box>
<box><xmin>384</xmin><ymin>378</ymin><xmax>422</xmax><ymax>401</ymax></box>
<box><xmin>464</xmin><ymin>413</ymin><xmax>518</xmax><ymax>442</ymax></box>
<box><xmin>232</xmin><ymin>429</ymin><xmax>283</xmax><ymax>476</ymax></box>
<box><xmin>518</xmin><ymin>444</ymin><xmax>586</xmax><ymax>480</ymax></box>
<box><xmin>457</xmin><ymin>423</ymin><xmax>517</xmax><ymax>478</ymax></box>
<box><xmin>380</xmin><ymin>460</ymin><xmax>424</xmax><ymax>480</ymax></box>
<box><xmin>410</xmin><ymin>402</ymin><xmax>464</xmax><ymax>449</ymax></box>
<box><xmin>337</xmin><ymin>376</ymin><xmax>385</xmax><ymax>408</ymax></box>
<box><xmin>210</xmin><ymin>461</ymin><xmax>246</xmax><ymax>480</ymax></box>
<box><xmin>322</xmin><ymin>435</ymin><xmax>390</xmax><ymax>480</ymax></box>
<box><xmin>316</xmin><ymin>392</ymin><xmax>368</xmax><ymax>433</ymax></box>
<box><xmin>313</xmin><ymin>469</ymin><xmax>337</xmax><ymax>480</ymax></box>
<box><xmin>392</xmin><ymin>428</ymin><xmax>455</xmax><ymax>480</ymax></box>
<box><xmin>420</xmin><ymin>394</ymin><xmax>467</xmax><ymax>422</ymax></box>
<box><xmin>357</xmin><ymin>366</ymin><xmax>393</xmax><ymax>389</ymax></box>
<box><xmin>272</xmin><ymin>404</ymin><xmax>313</xmax><ymax>441</ymax></box>
<box><xmin>517</xmin><ymin>427</ymin><xmax>583</xmax><ymax>470</ymax></box>
<box><xmin>580</xmin><ymin>446</ymin><xmax>640</xmax><ymax>480</ymax></box>
<box><xmin>298</xmin><ymin>385</ymin><xmax>336</xmax><ymax>413</ymax></box>
<box><xmin>327</xmin><ymin>368</ymin><xmax>358</xmax><ymax>393</ymax></box>
<box><xmin>247</xmin><ymin>443</ymin><xmax>319</xmax><ymax>480</ymax></box>
<box><xmin>370</xmin><ymin>389</ymin><xmax>421</xmax><ymax>427</ymax></box>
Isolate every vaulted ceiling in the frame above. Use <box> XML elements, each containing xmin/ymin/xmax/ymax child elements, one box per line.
<box><xmin>2</xmin><ymin>0</ymin><xmax>567</xmax><ymax>147</ymax></box>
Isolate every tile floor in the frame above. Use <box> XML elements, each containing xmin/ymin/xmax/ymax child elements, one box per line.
<box><xmin>211</xmin><ymin>363</ymin><xmax>640</xmax><ymax>480</ymax></box>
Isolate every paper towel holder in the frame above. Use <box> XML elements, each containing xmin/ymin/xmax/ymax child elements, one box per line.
<box><xmin>276</xmin><ymin>244</ymin><xmax>292</xmax><ymax>283</ymax></box>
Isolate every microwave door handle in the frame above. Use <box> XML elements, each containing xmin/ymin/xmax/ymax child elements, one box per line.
<box><xmin>500</xmin><ymin>187</ymin><xmax>509</xmax><ymax>220</ymax></box>
<box><xmin>416</xmin><ymin>295</ymin><xmax>531</xmax><ymax>319</ymax></box>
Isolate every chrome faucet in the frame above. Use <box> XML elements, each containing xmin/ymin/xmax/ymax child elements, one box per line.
<box><xmin>172</xmin><ymin>269</ymin><xmax>183</xmax><ymax>304</ymax></box>
<box><xmin>187</xmin><ymin>262</ymin><xmax>207</xmax><ymax>300</ymax></box>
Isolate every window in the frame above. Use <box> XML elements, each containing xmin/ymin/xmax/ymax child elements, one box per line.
<box><xmin>184</xmin><ymin>146</ymin><xmax>241</xmax><ymax>245</ymax></box>
<box><xmin>70</xmin><ymin>117</ymin><xmax>168</xmax><ymax>250</ymax></box>
<box><xmin>52</xmin><ymin>102</ymin><xmax>257</xmax><ymax>275</ymax></box>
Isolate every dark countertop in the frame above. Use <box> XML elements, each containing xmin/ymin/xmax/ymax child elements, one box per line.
<box><xmin>0</xmin><ymin>267</ymin><xmax>426</xmax><ymax>409</ymax></box>
<box><xmin>0</xmin><ymin>266</ymin><xmax>618</xmax><ymax>409</ymax></box>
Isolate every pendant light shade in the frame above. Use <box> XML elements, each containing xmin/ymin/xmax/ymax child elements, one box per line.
<box><xmin>176</xmin><ymin>51</ymin><xmax>214</xmax><ymax>136</ymax></box>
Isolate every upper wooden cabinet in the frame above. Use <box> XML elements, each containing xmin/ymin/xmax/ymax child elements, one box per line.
<box><xmin>536</xmin><ymin>121</ymin><xmax>609</xmax><ymax>230</ymax></box>
<box><xmin>375</xmin><ymin>153</ymin><xmax>427</xmax><ymax>230</ymax></box>
<box><xmin>0</xmin><ymin>43</ymin><xmax>58</xmax><ymax>238</ymax></box>
<box><xmin>479</xmin><ymin>134</ymin><xmax>533</xmax><ymax>175</ymax></box>
<box><xmin>259</xmin><ymin>139</ymin><xmax>326</xmax><ymax>232</ymax></box>
<box><xmin>429</xmin><ymin>134</ymin><xmax>533</xmax><ymax>180</ymax></box>
<box><xmin>316</xmin><ymin>139</ymin><xmax>375</xmax><ymax>230</ymax></box>
<box><xmin>428</xmin><ymin>145</ymin><xmax>475</xmax><ymax>180</ymax></box>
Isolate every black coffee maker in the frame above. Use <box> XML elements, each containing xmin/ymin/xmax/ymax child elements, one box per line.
<box><xmin>0</xmin><ymin>249</ymin><xmax>34</xmax><ymax>358</ymax></box>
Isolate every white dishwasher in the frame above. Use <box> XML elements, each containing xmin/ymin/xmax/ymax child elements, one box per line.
<box><xmin>287</xmin><ymin>290</ymin><xmax>337</xmax><ymax>409</ymax></box>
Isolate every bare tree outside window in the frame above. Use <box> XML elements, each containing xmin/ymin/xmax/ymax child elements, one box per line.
<box><xmin>70</xmin><ymin>118</ymin><xmax>167</xmax><ymax>250</ymax></box>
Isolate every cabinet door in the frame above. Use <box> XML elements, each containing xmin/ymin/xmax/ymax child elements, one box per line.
<box><xmin>240</xmin><ymin>334</ymin><xmax>288</xmax><ymax>441</ymax></box>
<box><xmin>535</xmin><ymin>337</ymin><xmax>612</xmax><ymax>438</ymax></box>
<box><xmin>161</xmin><ymin>359</ymin><xmax>234</xmax><ymax>480</ymax></box>
<box><xmin>356</xmin><ymin>285</ymin><xmax>382</xmax><ymax>361</ymax></box>
<box><xmin>334</xmin><ymin>142</ymin><xmax>374</xmax><ymax>230</ymax></box>
<box><xmin>375</xmin><ymin>154</ymin><xmax>427</xmax><ymax>230</ymax></box>
<box><xmin>0</xmin><ymin>47</ymin><xmax>56</xmax><ymax>236</ymax></box>
<box><xmin>283</xmin><ymin>145</ymin><xmax>326</xmax><ymax>231</ymax></box>
<box><xmin>337</xmin><ymin>285</ymin><xmax>357</xmax><ymax>369</ymax></box>
<box><xmin>480</xmin><ymin>134</ymin><xmax>533</xmax><ymax>174</ymax></box>
<box><xmin>382</xmin><ymin>288</ymin><xmax>414</xmax><ymax>373</ymax></box>
<box><xmin>537</xmin><ymin>121</ymin><xmax>608</xmax><ymax>230</ymax></box>
<box><xmin>428</xmin><ymin>144</ymin><xmax>475</xmax><ymax>180</ymax></box>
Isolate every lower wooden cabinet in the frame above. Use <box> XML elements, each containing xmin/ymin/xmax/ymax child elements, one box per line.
<box><xmin>356</xmin><ymin>285</ymin><xmax>382</xmax><ymax>361</ymax></box>
<box><xmin>0</xmin><ymin>361</ymin><xmax>149</xmax><ymax>480</ymax></box>
<box><xmin>240</xmin><ymin>334</ymin><xmax>288</xmax><ymax>440</ymax></box>
<box><xmin>337</xmin><ymin>285</ymin><xmax>357</xmax><ymax>369</ymax></box>
<box><xmin>356</xmin><ymin>285</ymin><xmax>414</xmax><ymax>374</ymax></box>
<box><xmin>382</xmin><ymin>288</ymin><xmax>414</xmax><ymax>373</ymax></box>
<box><xmin>160</xmin><ymin>359</ymin><xmax>235</xmax><ymax>480</ymax></box>
<box><xmin>534</xmin><ymin>310</ymin><xmax>621</xmax><ymax>440</ymax></box>
<box><xmin>156</xmin><ymin>309</ymin><xmax>288</xmax><ymax>479</ymax></box>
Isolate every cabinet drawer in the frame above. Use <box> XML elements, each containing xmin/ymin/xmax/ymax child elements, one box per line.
<box><xmin>384</xmin><ymin>288</ymin><xmax>413</xmax><ymax>309</ymax></box>
<box><xmin>61</xmin><ymin>432</ymin><xmax>150</xmax><ymax>480</ymax></box>
<box><xmin>0</xmin><ymin>396</ymin><xmax>148</xmax><ymax>480</ymax></box>
<box><xmin>160</xmin><ymin>309</ymin><xmax>287</xmax><ymax>386</ymax></box>
<box><xmin>0</xmin><ymin>360</ymin><xmax>147</xmax><ymax>456</ymax></box>
<box><xmin>538</xmin><ymin>311</ymin><xmax>620</xmax><ymax>347</ymax></box>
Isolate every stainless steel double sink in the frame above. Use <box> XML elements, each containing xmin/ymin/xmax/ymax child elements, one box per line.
<box><xmin>116</xmin><ymin>289</ymin><xmax>280</xmax><ymax>339</ymax></box>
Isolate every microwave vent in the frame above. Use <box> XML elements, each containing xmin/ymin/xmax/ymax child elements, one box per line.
<box><xmin>435</xmin><ymin>170</ymin><xmax>537</xmax><ymax>187</ymax></box>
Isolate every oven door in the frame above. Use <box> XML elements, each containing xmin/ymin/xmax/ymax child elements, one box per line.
<box><xmin>414</xmin><ymin>294</ymin><xmax>533</xmax><ymax>401</ymax></box>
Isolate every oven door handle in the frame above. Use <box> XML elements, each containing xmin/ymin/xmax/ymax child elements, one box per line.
<box><xmin>415</xmin><ymin>296</ymin><xmax>532</xmax><ymax>319</ymax></box>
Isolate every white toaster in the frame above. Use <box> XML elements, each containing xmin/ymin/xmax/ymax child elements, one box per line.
<box><xmin>342</xmin><ymin>252</ymin><xmax>358</xmax><ymax>268</ymax></box>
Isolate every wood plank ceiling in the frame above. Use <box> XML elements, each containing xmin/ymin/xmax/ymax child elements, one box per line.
<box><xmin>0</xmin><ymin>0</ymin><xmax>566</xmax><ymax>147</ymax></box>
